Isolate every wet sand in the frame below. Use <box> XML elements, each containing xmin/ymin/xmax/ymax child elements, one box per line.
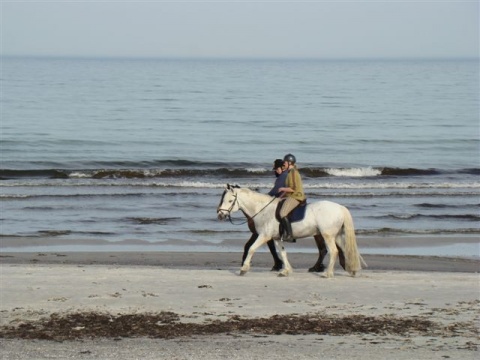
<box><xmin>0</xmin><ymin>250</ymin><xmax>479</xmax><ymax>272</ymax></box>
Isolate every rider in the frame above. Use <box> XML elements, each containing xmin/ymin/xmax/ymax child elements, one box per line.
<box><xmin>268</xmin><ymin>158</ymin><xmax>288</xmax><ymax>197</ymax></box>
<box><xmin>278</xmin><ymin>153</ymin><xmax>306</xmax><ymax>242</ymax></box>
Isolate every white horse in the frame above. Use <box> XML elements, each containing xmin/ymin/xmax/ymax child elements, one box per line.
<box><xmin>217</xmin><ymin>184</ymin><xmax>366</xmax><ymax>278</ymax></box>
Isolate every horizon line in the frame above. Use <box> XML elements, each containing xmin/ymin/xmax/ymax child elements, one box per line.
<box><xmin>2</xmin><ymin>54</ymin><xmax>479</xmax><ymax>62</ymax></box>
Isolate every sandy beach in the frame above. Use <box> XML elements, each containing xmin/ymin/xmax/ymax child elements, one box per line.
<box><xmin>0</xmin><ymin>250</ymin><xmax>479</xmax><ymax>359</ymax></box>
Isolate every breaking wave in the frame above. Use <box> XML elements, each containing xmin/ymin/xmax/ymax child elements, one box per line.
<box><xmin>1</xmin><ymin>163</ymin><xmax>478</xmax><ymax>180</ymax></box>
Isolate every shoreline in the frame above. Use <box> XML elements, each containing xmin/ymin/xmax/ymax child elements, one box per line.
<box><xmin>1</xmin><ymin>234</ymin><xmax>479</xmax><ymax>259</ymax></box>
<box><xmin>2</xmin><ymin>235</ymin><xmax>479</xmax><ymax>247</ymax></box>
<box><xmin>1</xmin><ymin>251</ymin><xmax>479</xmax><ymax>273</ymax></box>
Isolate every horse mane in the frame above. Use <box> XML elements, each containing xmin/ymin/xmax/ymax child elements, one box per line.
<box><xmin>237</xmin><ymin>186</ymin><xmax>276</xmax><ymax>203</ymax></box>
<box><xmin>225</xmin><ymin>183</ymin><xmax>277</xmax><ymax>205</ymax></box>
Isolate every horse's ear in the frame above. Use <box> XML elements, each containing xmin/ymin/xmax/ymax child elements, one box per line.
<box><xmin>225</xmin><ymin>184</ymin><xmax>240</xmax><ymax>191</ymax></box>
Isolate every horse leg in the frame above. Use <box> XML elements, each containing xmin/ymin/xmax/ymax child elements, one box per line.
<box><xmin>322</xmin><ymin>234</ymin><xmax>338</xmax><ymax>278</ymax></box>
<box><xmin>274</xmin><ymin>240</ymin><xmax>293</xmax><ymax>277</ymax></box>
<box><xmin>240</xmin><ymin>235</ymin><xmax>269</xmax><ymax>276</ymax></box>
<box><xmin>309</xmin><ymin>235</ymin><xmax>327</xmax><ymax>272</ymax></box>
<box><xmin>337</xmin><ymin>245</ymin><xmax>346</xmax><ymax>271</ymax></box>
<box><xmin>267</xmin><ymin>239</ymin><xmax>283</xmax><ymax>271</ymax></box>
<box><xmin>242</xmin><ymin>218</ymin><xmax>258</xmax><ymax>266</ymax></box>
<box><xmin>242</xmin><ymin>233</ymin><xmax>258</xmax><ymax>266</ymax></box>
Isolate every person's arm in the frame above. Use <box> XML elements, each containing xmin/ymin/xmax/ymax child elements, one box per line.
<box><xmin>279</xmin><ymin>169</ymin><xmax>302</xmax><ymax>196</ymax></box>
<box><xmin>272</xmin><ymin>172</ymin><xmax>288</xmax><ymax>197</ymax></box>
<box><xmin>278</xmin><ymin>169</ymin><xmax>293</xmax><ymax>194</ymax></box>
<box><xmin>268</xmin><ymin>176</ymin><xmax>282</xmax><ymax>196</ymax></box>
<box><xmin>278</xmin><ymin>187</ymin><xmax>293</xmax><ymax>193</ymax></box>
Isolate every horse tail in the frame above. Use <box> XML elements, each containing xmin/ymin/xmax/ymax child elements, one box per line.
<box><xmin>341</xmin><ymin>206</ymin><xmax>367</xmax><ymax>275</ymax></box>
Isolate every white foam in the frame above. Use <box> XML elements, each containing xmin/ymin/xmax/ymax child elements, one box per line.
<box><xmin>325</xmin><ymin>167</ymin><xmax>382</xmax><ymax>177</ymax></box>
<box><xmin>69</xmin><ymin>172</ymin><xmax>91</xmax><ymax>178</ymax></box>
<box><xmin>307</xmin><ymin>182</ymin><xmax>480</xmax><ymax>189</ymax></box>
<box><xmin>246</xmin><ymin>167</ymin><xmax>267</xmax><ymax>173</ymax></box>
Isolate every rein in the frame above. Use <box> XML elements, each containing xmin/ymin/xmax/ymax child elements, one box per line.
<box><xmin>222</xmin><ymin>192</ymin><xmax>277</xmax><ymax>226</ymax></box>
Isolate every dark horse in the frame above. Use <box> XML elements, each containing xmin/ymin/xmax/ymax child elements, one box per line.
<box><xmin>242</xmin><ymin>216</ymin><xmax>340</xmax><ymax>273</ymax></box>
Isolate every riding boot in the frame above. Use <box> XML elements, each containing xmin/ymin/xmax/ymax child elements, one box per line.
<box><xmin>280</xmin><ymin>217</ymin><xmax>294</xmax><ymax>242</ymax></box>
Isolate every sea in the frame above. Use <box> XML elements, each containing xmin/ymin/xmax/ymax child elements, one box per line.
<box><xmin>1</xmin><ymin>56</ymin><xmax>479</xmax><ymax>257</ymax></box>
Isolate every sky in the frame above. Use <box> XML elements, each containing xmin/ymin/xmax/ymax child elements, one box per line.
<box><xmin>1</xmin><ymin>0</ymin><xmax>478</xmax><ymax>59</ymax></box>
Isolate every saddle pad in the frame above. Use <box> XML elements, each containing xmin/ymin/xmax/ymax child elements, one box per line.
<box><xmin>289</xmin><ymin>203</ymin><xmax>307</xmax><ymax>223</ymax></box>
<box><xmin>275</xmin><ymin>200</ymin><xmax>307</xmax><ymax>223</ymax></box>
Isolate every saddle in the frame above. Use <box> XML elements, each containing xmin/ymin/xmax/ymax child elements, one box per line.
<box><xmin>275</xmin><ymin>199</ymin><xmax>308</xmax><ymax>223</ymax></box>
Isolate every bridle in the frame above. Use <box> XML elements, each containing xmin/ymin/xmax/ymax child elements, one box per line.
<box><xmin>217</xmin><ymin>191</ymin><xmax>239</xmax><ymax>218</ymax></box>
<box><xmin>218</xmin><ymin>189</ymin><xmax>276</xmax><ymax>225</ymax></box>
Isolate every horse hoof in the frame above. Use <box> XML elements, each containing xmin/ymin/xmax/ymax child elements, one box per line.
<box><xmin>271</xmin><ymin>264</ymin><xmax>283</xmax><ymax>271</ymax></box>
<box><xmin>308</xmin><ymin>265</ymin><xmax>325</xmax><ymax>273</ymax></box>
<box><xmin>278</xmin><ymin>270</ymin><xmax>290</xmax><ymax>277</ymax></box>
<box><xmin>239</xmin><ymin>270</ymin><xmax>247</xmax><ymax>276</ymax></box>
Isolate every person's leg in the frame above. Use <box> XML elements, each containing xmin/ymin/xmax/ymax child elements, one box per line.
<box><xmin>279</xmin><ymin>197</ymin><xmax>299</xmax><ymax>242</ymax></box>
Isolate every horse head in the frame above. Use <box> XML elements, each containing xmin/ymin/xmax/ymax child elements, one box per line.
<box><xmin>217</xmin><ymin>184</ymin><xmax>241</xmax><ymax>220</ymax></box>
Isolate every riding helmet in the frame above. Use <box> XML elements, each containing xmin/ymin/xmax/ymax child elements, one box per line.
<box><xmin>283</xmin><ymin>153</ymin><xmax>296</xmax><ymax>164</ymax></box>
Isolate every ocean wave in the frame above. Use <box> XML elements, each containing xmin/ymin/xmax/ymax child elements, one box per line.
<box><xmin>0</xmin><ymin>194</ymin><xmax>31</xmax><ymax>198</ymax></box>
<box><xmin>37</xmin><ymin>230</ymin><xmax>72</xmax><ymax>237</ymax></box>
<box><xmin>1</xmin><ymin>184</ymin><xmax>479</xmax><ymax>200</ymax></box>
<box><xmin>127</xmin><ymin>217</ymin><xmax>181</xmax><ymax>225</ymax></box>
<box><xmin>306</xmin><ymin>182</ymin><xmax>480</xmax><ymax>189</ymax></box>
<box><xmin>2</xmin><ymin>165</ymin><xmax>478</xmax><ymax>180</ymax></box>
<box><xmin>0</xmin><ymin>193</ymin><xmax>149</xmax><ymax>200</ymax></box>
<box><xmin>375</xmin><ymin>214</ymin><xmax>480</xmax><ymax>221</ymax></box>
<box><xmin>380</xmin><ymin>167</ymin><xmax>441</xmax><ymax>176</ymax></box>
<box><xmin>415</xmin><ymin>202</ymin><xmax>480</xmax><ymax>208</ymax></box>
<box><xmin>356</xmin><ymin>228</ymin><xmax>480</xmax><ymax>236</ymax></box>
<box><xmin>0</xmin><ymin>169</ymin><xmax>70</xmax><ymax>179</ymax></box>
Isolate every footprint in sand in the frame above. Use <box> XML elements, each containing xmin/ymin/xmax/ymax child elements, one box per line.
<box><xmin>48</xmin><ymin>297</ymin><xmax>68</xmax><ymax>302</ymax></box>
